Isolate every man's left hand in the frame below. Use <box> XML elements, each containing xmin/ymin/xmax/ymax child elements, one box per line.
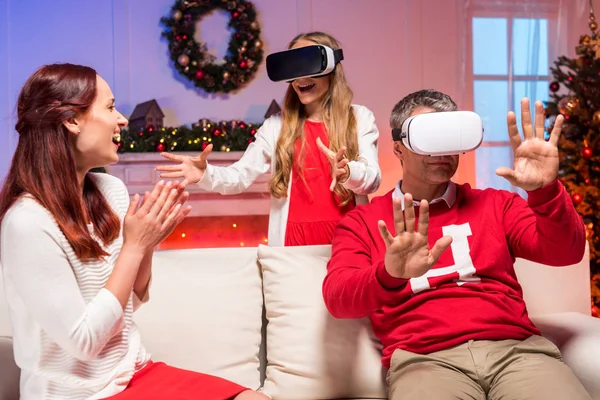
<box><xmin>496</xmin><ymin>98</ymin><xmax>564</xmax><ymax>191</ymax></box>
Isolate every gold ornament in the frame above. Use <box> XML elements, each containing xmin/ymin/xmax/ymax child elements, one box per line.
<box><xmin>558</xmin><ymin>96</ymin><xmax>581</xmax><ymax>116</ymax></box>
<box><xmin>239</xmin><ymin>46</ymin><xmax>247</xmax><ymax>53</ymax></box>
<box><xmin>191</xmin><ymin>60</ymin><xmax>198</xmax><ymax>66</ymax></box>
<box><xmin>254</xmin><ymin>40</ymin><xmax>262</xmax><ymax>49</ymax></box>
<box><xmin>172</xmin><ymin>10</ymin><xmax>183</xmax><ymax>20</ymax></box>
<box><xmin>178</xmin><ymin>54</ymin><xmax>190</xmax><ymax>67</ymax></box>
<box><xmin>250</xmin><ymin>21</ymin><xmax>259</xmax><ymax>30</ymax></box>
<box><xmin>593</xmin><ymin>111</ymin><xmax>600</xmax><ymax>127</ymax></box>
<box><xmin>221</xmin><ymin>145</ymin><xmax>227</xmax><ymax>151</ymax></box>
<box><xmin>581</xmin><ymin>35</ymin><xmax>592</xmax><ymax>45</ymax></box>
<box><xmin>223</xmin><ymin>71</ymin><xmax>230</xmax><ymax>79</ymax></box>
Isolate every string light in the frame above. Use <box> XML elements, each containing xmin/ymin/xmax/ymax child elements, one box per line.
<box><xmin>232</xmin><ymin>223</ymin><xmax>237</xmax><ymax>228</ymax></box>
<box><xmin>181</xmin><ymin>233</ymin><xmax>186</xmax><ymax>238</ymax></box>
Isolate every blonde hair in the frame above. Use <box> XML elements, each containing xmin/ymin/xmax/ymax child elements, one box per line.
<box><xmin>269</xmin><ymin>31</ymin><xmax>358</xmax><ymax>206</ymax></box>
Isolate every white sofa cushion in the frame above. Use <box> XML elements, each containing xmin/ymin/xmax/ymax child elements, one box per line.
<box><xmin>258</xmin><ymin>244</ymin><xmax>387</xmax><ymax>400</ymax></box>
<box><xmin>134</xmin><ymin>247</ymin><xmax>263</xmax><ymax>390</ymax></box>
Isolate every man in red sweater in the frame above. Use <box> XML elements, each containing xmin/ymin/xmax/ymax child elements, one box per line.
<box><xmin>322</xmin><ymin>89</ymin><xmax>591</xmax><ymax>399</ymax></box>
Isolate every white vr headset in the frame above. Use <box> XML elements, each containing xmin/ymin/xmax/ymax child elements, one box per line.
<box><xmin>266</xmin><ymin>45</ymin><xmax>344</xmax><ymax>82</ymax></box>
<box><xmin>392</xmin><ymin>111</ymin><xmax>484</xmax><ymax>156</ymax></box>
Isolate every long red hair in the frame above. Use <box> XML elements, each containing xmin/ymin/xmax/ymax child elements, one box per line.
<box><xmin>0</xmin><ymin>63</ymin><xmax>120</xmax><ymax>261</ymax></box>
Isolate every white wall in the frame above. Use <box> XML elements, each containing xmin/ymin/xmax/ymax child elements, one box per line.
<box><xmin>0</xmin><ymin>0</ymin><xmax>596</xmax><ymax>194</ymax></box>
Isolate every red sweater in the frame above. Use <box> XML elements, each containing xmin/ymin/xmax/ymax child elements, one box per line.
<box><xmin>322</xmin><ymin>180</ymin><xmax>586</xmax><ymax>368</ymax></box>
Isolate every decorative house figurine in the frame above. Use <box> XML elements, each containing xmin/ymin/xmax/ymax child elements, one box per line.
<box><xmin>129</xmin><ymin>99</ymin><xmax>165</xmax><ymax>132</ymax></box>
<box><xmin>264</xmin><ymin>99</ymin><xmax>281</xmax><ymax>120</ymax></box>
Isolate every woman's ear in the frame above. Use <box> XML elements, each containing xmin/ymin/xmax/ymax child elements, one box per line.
<box><xmin>63</xmin><ymin>118</ymin><xmax>81</xmax><ymax>135</ymax></box>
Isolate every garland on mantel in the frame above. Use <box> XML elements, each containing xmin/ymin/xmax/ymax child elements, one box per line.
<box><xmin>116</xmin><ymin>119</ymin><xmax>261</xmax><ymax>153</ymax></box>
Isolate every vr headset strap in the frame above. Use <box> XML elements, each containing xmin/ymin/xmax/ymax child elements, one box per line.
<box><xmin>333</xmin><ymin>49</ymin><xmax>344</xmax><ymax>63</ymax></box>
<box><xmin>391</xmin><ymin>128</ymin><xmax>407</xmax><ymax>142</ymax></box>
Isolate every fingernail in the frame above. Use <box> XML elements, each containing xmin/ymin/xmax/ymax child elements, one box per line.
<box><xmin>159</xmin><ymin>180</ymin><xmax>164</xmax><ymax>185</ymax></box>
<box><xmin>171</xmin><ymin>189</ymin><xmax>177</xmax><ymax>195</ymax></box>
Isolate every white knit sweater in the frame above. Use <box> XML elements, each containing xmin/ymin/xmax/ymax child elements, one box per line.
<box><xmin>0</xmin><ymin>173</ymin><xmax>150</xmax><ymax>400</ymax></box>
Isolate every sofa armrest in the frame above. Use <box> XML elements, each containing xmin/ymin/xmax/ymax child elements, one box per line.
<box><xmin>0</xmin><ymin>337</ymin><xmax>19</xmax><ymax>400</ymax></box>
<box><xmin>531</xmin><ymin>312</ymin><xmax>600</xmax><ymax>400</ymax></box>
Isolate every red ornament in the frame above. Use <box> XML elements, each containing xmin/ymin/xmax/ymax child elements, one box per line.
<box><xmin>248</xmin><ymin>138</ymin><xmax>255</xmax><ymax>144</ymax></box>
<box><xmin>582</xmin><ymin>146</ymin><xmax>593</xmax><ymax>158</ymax></box>
<box><xmin>182</xmin><ymin>35</ymin><xmax>188</xmax><ymax>40</ymax></box>
<box><xmin>549</xmin><ymin>81</ymin><xmax>559</xmax><ymax>92</ymax></box>
<box><xmin>175</xmin><ymin>35</ymin><xmax>182</xmax><ymax>41</ymax></box>
<box><xmin>250</xmin><ymin>129</ymin><xmax>257</xmax><ymax>135</ymax></box>
<box><xmin>213</xmin><ymin>129</ymin><xmax>221</xmax><ymax>136</ymax></box>
<box><xmin>239</xmin><ymin>122</ymin><xmax>246</xmax><ymax>129</ymax></box>
<box><xmin>139</xmin><ymin>131</ymin><xmax>144</xmax><ymax>137</ymax></box>
<box><xmin>592</xmin><ymin>305</ymin><xmax>599</xmax><ymax>318</ymax></box>
<box><xmin>246</xmin><ymin>2</ymin><xmax>252</xmax><ymax>8</ymax></box>
<box><xmin>572</xmin><ymin>193</ymin><xmax>583</xmax><ymax>204</ymax></box>
<box><xmin>233</xmin><ymin>11</ymin><xmax>239</xmax><ymax>18</ymax></box>
<box><xmin>201</xmin><ymin>142</ymin><xmax>208</xmax><ymax>150</ymax></box>
<box><xmin>196</xmin><ymin>70</ymin><xmax>205</xmax><ymax>79</ymax></box>
<box><xmin>585</xmin><ymin>178</ymin><xmax>591</xmax><ymax>184</ymax></box>
<box><xmin>239</xmin><ymin>60</ymin><xmax>248</xmax><ymax>68</ymax></box>
<box><xmin>147</xmin><ymin>125</ymin><xmax>155</xmax><ymax>132</ymax></box>
<box><xmin>157</xmin><ymin>143</ymin><xmax>166</xmax><ymax>152</ymax></box>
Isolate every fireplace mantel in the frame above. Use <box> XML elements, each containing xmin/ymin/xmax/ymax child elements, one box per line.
<box><xmin>107</xmin><ymin>152</ymin><xmax>270</xmax><ymax>217</ymax></box>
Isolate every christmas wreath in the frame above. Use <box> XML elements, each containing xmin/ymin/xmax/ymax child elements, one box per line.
<box><xmin>161</xmin><ymin>0</ymin><xmax>264</xmax><ymax>94</ymax></box>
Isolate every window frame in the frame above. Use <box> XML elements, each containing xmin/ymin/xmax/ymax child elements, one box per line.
<box><xmin>465</xmin><ymin>4</ymin><xmax>559</xmax><ymax>191</ymax></box>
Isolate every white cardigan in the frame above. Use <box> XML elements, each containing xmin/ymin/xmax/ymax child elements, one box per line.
<box><xmin>198</xmin><ymin>104</ymin><xmax>382</xmax><ymax>246</ymax></box>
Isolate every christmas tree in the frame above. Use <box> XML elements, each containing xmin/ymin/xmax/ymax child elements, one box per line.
<box><xmin>545</xmin><ymin>4</ymin><xmax>600</xmax><ymax>317</ymax></box>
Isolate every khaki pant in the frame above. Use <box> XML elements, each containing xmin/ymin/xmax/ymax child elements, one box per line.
<box><xmin>387</xmin><ymin>335</ymin><xmax>591</xmax><ymax>400</ymax></box>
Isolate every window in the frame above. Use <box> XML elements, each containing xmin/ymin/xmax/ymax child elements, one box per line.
<box><xmin>468</xmin><ymin>3</ymin><xmax>557</xmax><ymax>195</ymax></box>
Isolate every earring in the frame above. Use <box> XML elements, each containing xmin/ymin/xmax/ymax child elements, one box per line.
<box><xmin>77</xmin><ymin>128</ymin><xmax>81</xmax><ymax>133</ymax></box>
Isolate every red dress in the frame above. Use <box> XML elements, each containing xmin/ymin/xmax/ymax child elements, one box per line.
<box><xmin>284</xmin><ymin>120</ymin><xmax>355</xmax><ymax>246</ymax></box>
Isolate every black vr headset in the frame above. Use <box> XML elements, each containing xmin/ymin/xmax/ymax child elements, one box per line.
<box><xmin>266</xmin><ymin>45</ymin><xmax>344</xmax><ymax>82</ymax></box>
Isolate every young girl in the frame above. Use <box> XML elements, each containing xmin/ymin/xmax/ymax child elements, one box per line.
<box><xmin>158</xmin><ymin>31</ymin><xmax>381</xmax><ymax>246</ymax></box>
<box><xmin>0</xmin><ymin>63</ymin><xmax>267</xmax><ymax>400</ymax></box>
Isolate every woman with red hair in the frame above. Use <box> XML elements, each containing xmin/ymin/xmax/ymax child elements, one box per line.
<box><xmin>0</xmin><ymin>63</ymin><xmax>267</xmax><ymax>400</ymax></box>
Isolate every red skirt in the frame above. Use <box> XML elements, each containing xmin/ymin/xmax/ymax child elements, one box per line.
<box><xmin>103</xmin><ymin>361</ymin><xmax>248</xmax><ymax>400</ymax></box>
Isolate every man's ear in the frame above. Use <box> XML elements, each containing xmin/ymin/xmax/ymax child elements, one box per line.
<box><xmin>393</xmin><ymin>141</ymin><xmax>403</xmax><ymax>159</ymax></box>
<box><xmin>63</xmin><ymin>118</ymin><xmax>81</xmax><ymax>135</ymax></box>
